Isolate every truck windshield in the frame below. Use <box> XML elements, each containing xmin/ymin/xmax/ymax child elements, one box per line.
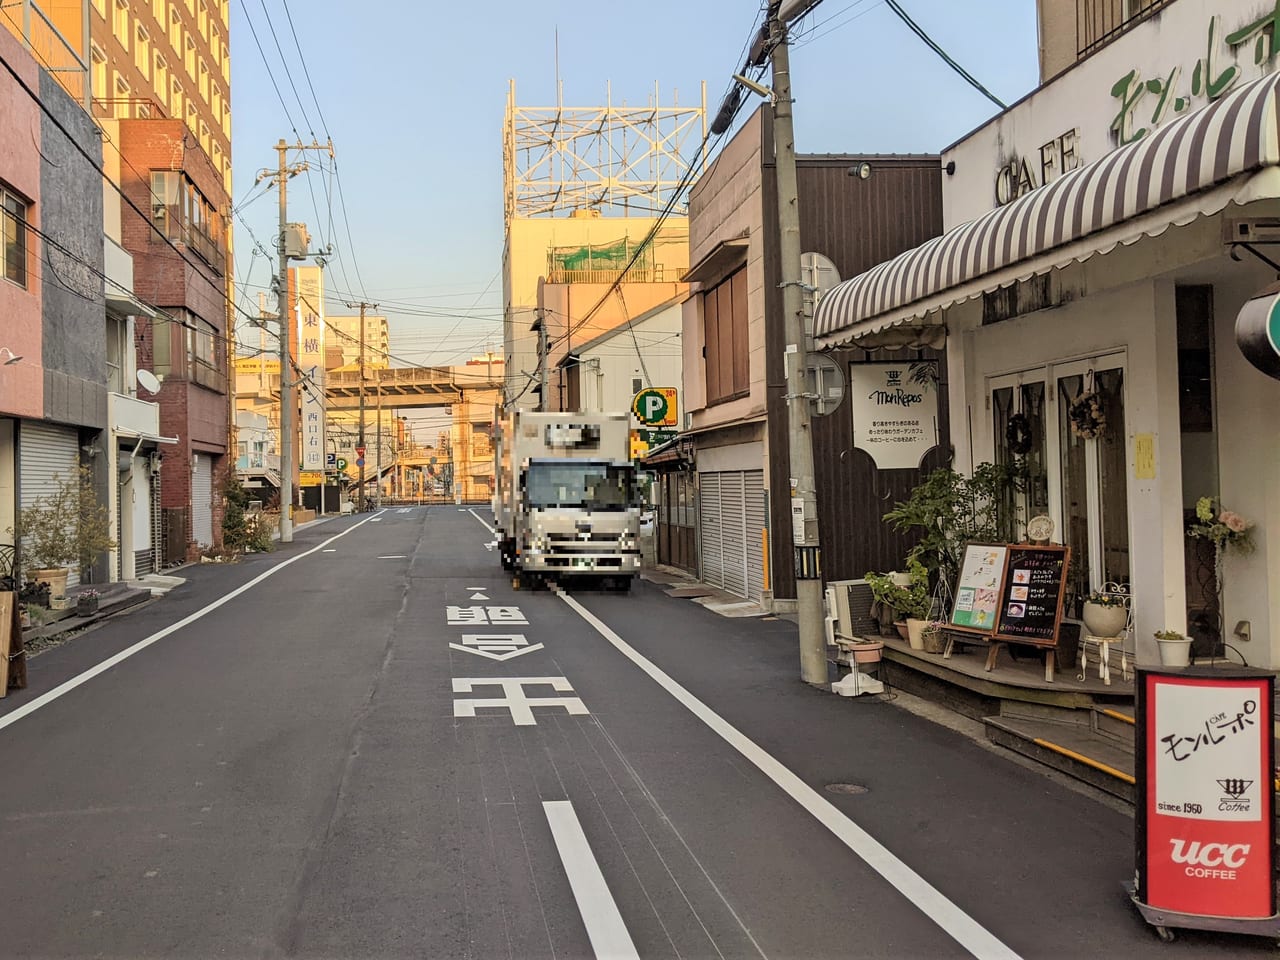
<box><xmin>524</xmin><ymin>461</ymin><xmax>637</xmax><ymax>510</ymax></box>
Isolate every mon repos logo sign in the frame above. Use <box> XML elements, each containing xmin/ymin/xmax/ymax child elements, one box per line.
<box><xmin>632</xmin><ymin>387</ymin><xmax>678</xmax><ymax>426</ymax></box>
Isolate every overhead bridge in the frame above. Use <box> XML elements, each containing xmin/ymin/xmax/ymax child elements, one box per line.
<box><xmin>318</xmin><ymin>367</ymin><xmax>504</xmax><ymax>411</ymax></box>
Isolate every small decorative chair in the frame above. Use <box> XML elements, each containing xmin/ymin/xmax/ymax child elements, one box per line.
<box><xmin>1078</xmin><ymin>582</ymin><xmax>1133</xmax><ymax>686</ymax></box>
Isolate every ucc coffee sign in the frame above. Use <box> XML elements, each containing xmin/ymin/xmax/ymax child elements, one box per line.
<box><xmin>1137</xmin><ymin>670</ymin><xmax>1274</xmax><ymax>920</ymax></box>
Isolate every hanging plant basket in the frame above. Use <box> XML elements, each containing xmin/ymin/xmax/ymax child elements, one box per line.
<box><xmin>1068</xmin><ymin>389</ymin><xmax>1106</xmax><ymax>439</ymax></box>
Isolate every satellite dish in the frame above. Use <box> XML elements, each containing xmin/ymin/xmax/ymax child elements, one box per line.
<box><xmin>137</xmin><ymin>369</ymin><xmax>162</xmax><ymax>393</ymax></box>
<box><xmin>800</xmin><ymin>252</ymin><xmax>841</xmax><ymax>339</ymax></box>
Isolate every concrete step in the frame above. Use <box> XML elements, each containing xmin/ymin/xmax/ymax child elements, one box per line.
<box><xmin>984</xmin><ymin>714</ymin><xmax>1136</xmax><ymax>803</ymax></box>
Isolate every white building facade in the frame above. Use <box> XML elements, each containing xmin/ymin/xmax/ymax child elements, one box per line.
<box><xmin>815</xmin><ymin>0</ymin><xmax>1280</xmax><ymax>667</ymax></box>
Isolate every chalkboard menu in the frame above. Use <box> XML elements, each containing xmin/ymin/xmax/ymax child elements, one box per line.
<box><xmin>992</xmin><ymin>545</ymin><xmax>1071</xmax><ymax>647</ymax></box>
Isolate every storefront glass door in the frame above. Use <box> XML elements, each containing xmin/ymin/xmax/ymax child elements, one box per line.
<box><xmin>991</xmin><ymin>355</ymin><xmax>1130</xmax><ymax>616</ymax></box>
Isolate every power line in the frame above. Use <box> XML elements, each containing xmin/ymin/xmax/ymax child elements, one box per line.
<box><xmin>883</xmin><ymin>0</ymin><xmax>1006</xmax><ymax>109</ymax></box>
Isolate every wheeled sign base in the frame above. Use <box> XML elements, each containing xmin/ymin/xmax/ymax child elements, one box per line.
<box><xmin>1124</xmin><ymin>881</ymin><xmax>1280</xmax><ymax>945</ymax></box>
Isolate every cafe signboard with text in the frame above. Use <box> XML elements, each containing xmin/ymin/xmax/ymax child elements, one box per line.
<box><xmin>943</xmin><ymin>0</ymin><xmax>1280</xmax><ymax>226</ymax></box>
<box><xmin>849</xmin><ymin>362</ymin><xmax>939</xmax><ymax>470</ymax></box>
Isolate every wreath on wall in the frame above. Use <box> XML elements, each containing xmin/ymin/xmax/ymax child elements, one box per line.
<box><xmin>1005</xmin><ymin>413</ymin><xmax>1034</xmax><ymax>456</ymax></box>
<box><xmin>1068</xmin><ymin>371</ymin><xmax>1107</xmax><ymax>439</ymax></box>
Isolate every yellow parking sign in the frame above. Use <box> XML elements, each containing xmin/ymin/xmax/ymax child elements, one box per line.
<box><xmin>632</xmin><ymin>387</ymin><xmax>678</xmax><ymax>426</ymax></box>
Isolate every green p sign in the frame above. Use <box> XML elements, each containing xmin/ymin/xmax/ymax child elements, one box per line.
<box><xmin>336</xmin><ymin>457</ymin><xmax>348</xmax><ymax>471</ymax></box>
<box><xmin>632</xmin><ymin>387</ymin><xmax>678</xmax><ymax>426</ymax></box>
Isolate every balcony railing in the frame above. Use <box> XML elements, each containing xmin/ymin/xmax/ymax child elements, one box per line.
<box><xmin>1076</xmin><ymin>0</ymin><xmax>1172</xmax><ymax>58</ymax></box>
<box><xmin>545</xmin><ymin>266</ymin><xmax>688</xmax><ymax>285</ymax></box>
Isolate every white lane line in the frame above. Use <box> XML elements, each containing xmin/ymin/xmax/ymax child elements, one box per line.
<box><xmin>467</xmin><ymin>508</ymin><xmax>495</xmax><ymax>535</ymax></box>
<box><xmin>542</xmin><ymin>800</ymin><xmax>640</xmax><ymax>960</ymax></box>
<box><xmin>377</xmin><ymin>555</ymin><xmax>407</xmax><ymax>560</ymax></box>
<box><xmin>322</xmin><ymin>549</ymin><xmax>337</xmax><ymax>553</ymax></box>
<box><xmin>554</xmin><ymin>589</ymin><xmax>1022</xmax><ymax>960</ymax></box>
<box><xmin>0</xmin><ymin>514</ymin><xmax>384</xmax><ymax>734</ymax></box>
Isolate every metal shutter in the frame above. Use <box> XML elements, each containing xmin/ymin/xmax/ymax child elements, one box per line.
<box><xmin>192</xmin><ymin>453</ymin><xmax>214</xmax><ymax>547</ymax></box>
<box><xmin>20</xmin><ymin>421</ymin><xmax>82</xmax><ymax>587</ymax></box>
<box><xmin>698</xmin><ymin>472</ymin><xmax>723</xmax><ymax>589</ymax></box>
<box><xmin>720</xmin><ymin>472</ymin><xmax>747</xmax><ymax>598</ymax></box>
<box><xmin>745</xmin><ymin>470</ymin><xmax>766</xmax><ymax>602</ymax></box>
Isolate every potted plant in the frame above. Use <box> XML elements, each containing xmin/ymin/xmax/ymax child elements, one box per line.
<box><xmin>883</xmin><ymin>462</ymin><xmax>1027</xmax><ymax>589</ymax></box>
<box><xmin>9</xmin><ymin>466</ymin><xmax>114</xmax><ymax>598</ymax></box>
<box><xmin>865</xmin><ymin>571</ymin><xmax>904</xmax><ymax>637</ymax></box>
<box><xmin>867</xmin><ymin>560</ymin><xmax>932</xmax><ymax>649</ymax></box>
<box><xmin>1082</xmin><ymin>588</ymin><xmax>1128</xmax><ymax>638</ymax></box>
<box><xmin>849</xmin><ymin>638</ymin><xmax>884</xmax><ymax>664</ymax></box>
<box><xmin>1154</xmin><ymin>629</ymin><xmax>1193</xmax><ymax>667</ymax></box>
<box><xmin>76</xmin><ymin>588</ymin><xmax>100</xmax><ymax>617</ymax></box>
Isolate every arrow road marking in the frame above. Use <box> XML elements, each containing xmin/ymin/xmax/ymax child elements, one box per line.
<box><xmin>470</xmin><ymin>593</ymin><xmax>489</xmax><ymax>601</ymax></box>
<box><xmin>448</xmin><ymin>642</ymin><xmax>545</xmax><ymax>661</ymax></box>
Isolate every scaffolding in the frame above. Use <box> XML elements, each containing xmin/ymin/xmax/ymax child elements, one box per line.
<box><xmin>503</xmin><ymin>79</ymin><xmax>706</xmax><ymax>224</ymax></box>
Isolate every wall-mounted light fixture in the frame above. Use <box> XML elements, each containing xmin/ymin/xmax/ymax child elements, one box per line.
<box><xmin>0</xmin><ymin>347</ymin><xmax>23</xmax><ymax>365</ymax></box>
<box><xmin>943</xmin><ymin>160</ymin><xmax>957</xmax><ymax>176</ymax></box>
<box><xmin>847</xmin><ymin>162</ymin><xmax>872</xmax><ymax>180</ymax></box>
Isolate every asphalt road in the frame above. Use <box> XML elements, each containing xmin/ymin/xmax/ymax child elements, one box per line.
<box><xmin>0</xmin><ymin>507</ymin><xmax>1269</xmax><ymax>959</ymax></box>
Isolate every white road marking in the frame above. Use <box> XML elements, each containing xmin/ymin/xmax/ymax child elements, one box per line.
<box><xmin>469</xmin><ymin>592</ymin><xmax>489</xmax><ymax>601</ymax></box>
<box><xmin>396</xmin><ymin>508</ymin><xmax>411</xmax><ymax>513</ymax></box>
<box><xmin>554</xmin><ymin>588</ymin><xmax>1022</xmax><ymax>960</ymax></box>
<box><xmin>322</xmin><ymin>549</ymin><xmax>337</xmax><ymax>553</ymax></box>
<box><xmin>0</xmin><ymin>512</ymin><xmax>385</xmax><ymax>734</ymax></box>
<box><xmin>377</xmin><ymin>555</ymin><xmax>407</xmax><ymax>559</ymax></box>
<box><xmin>448</xmin><ymin>641</ymin><xmax>545</xmax><ymax>661</ymax></box>
<box><xmin>452</xmin><ymin>677</ymin><xmax>587</xmax><ymax>726</ymax></box>
<box><xmin>467</xmin><ymin>508</ymin><xmax>495</xmax><ymax>534</ymax></box>
<box><xmin>369</xmin><ymin>518</ymin><xmax>382</xmax><ymax>522</ymax></box>
<box><xmin>542</xmin><ymin>800</ymin><xmax>639</xmax><ymax>960</ymax></box>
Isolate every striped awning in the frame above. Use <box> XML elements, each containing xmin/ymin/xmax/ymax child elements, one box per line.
<box><xmin>814</xmin><ymin>72</ymin><xmax>1280</xmax><ymax>349</ymax></box>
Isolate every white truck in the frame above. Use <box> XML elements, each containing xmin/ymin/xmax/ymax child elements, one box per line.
<box><xmin>492</xmin><ymin>411</ymin><xmax>641</xmax><ymax>589</ymax></box>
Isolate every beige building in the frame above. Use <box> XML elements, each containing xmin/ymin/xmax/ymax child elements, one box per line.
<box><xmin>504</xmin><ymin>212</ymin><xmax>688</xmax><ymax>409</ymax></box>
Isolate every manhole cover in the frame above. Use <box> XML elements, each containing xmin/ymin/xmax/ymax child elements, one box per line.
<box><xmin>824</xmin><ymin>783</ymin><xmax>868</xmax><ymax>795</ymax></box>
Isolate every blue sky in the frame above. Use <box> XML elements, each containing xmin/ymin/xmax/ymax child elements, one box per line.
<box><xmin>230</xmin><ymin>0</ymin><xmax>1040</xmax><ymax>371</ymax></box>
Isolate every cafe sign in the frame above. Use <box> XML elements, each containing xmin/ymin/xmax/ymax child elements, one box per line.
<box><xmin>849</xmin><ymin>362</ymin><xmax>939</xmax><ymax>470</ymax></box>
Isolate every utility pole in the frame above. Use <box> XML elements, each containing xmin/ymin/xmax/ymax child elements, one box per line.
<box><xmin>536</xmin><ymin>307</ymin><xmax>548</xmax><ymax>412</ymax></box>
<box><xmin>714</xmin><ymin>2</ymin><xmax>827</xmax><ymax>686</ymax></box>
<box><xmin>260</xmin><ymin>137</ymin><xmax>333</xmax><ymax>543</ymax></box>
<box><xmin>375</xmin><ymin>374</ymin><xmax>383</xmax><ymax>508</ymax></box>
<box><xmin>343</xmin><ymin>300</ymin><xmax>377</xmax><ymax>511</ymax></box>
<box><xmin>769</xmin><ymin>12</ymin><xmax>827</xmax><ymax>686</ymax></box>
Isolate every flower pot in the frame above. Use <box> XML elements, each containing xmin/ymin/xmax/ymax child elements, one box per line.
<box><xmin>32</xmin><ymin>567</ymin><xmax>69</xmax><ymax>602</ymax></box>
<box><xmin>1156</xmin><ymin>635</ymin><xmax>1193</xmax><ymax>667</ymax></box>
<box><xmin>49</xmin><ymin>596</ymin><xmax>69</xmax><ymax>611</ymax></box>
<box><xmin>851</xmin><ymin>640</ymin><xmax>884</xmax><ymax>664</ymax></box>
<box><xmin>1082</xmin><ymin>601</ymin><xmax>1127</xmax><ymax>639</ymax></box>
<box><xmin>922</xmin><ymin>625</ymin><xmax>947</xmax><ymax>655</ymax></box>
<box><xmin>76</xmin><ymin>597</ymin><xmax>99</xmax><ymax>617</ymax></box>
<box><xmin>906</xmin><ymin>618</ymin><xmax>928</xmax><ymax>650</ymax></box>
<box><xmin>894</xmin><ymin>621</ymin><xmax>910</xmax><ymax>642</ymax></box>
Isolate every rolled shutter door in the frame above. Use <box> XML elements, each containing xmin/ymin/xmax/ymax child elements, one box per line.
<box><xmin>745</xmin><ymin>470</ymin><xmax>766</xmax><ymax>602</ymax></box>
<box><xmin>720</xmin><ymin>472</ymin><xmax>747</xmax><ymax>598</ymax></box>
<box><xmin>192</xmin><ymin>454</ymin><xmax>214</xmax><ymax>547</ymax></box>
<box><xmin>20</xmin><ymin>422</ymin><xmax>82</xmax><ymax>587</ymax></box>
<box><xmin>698</xmin><ymin>472</ymin><xmax>723</xmax><ymax>589</ymax></box>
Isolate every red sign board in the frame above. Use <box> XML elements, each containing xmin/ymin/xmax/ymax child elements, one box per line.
<box><xmin>355</xmin><ymin>446</ymin><xmax>366</xmax><ymax>458</ymax></box>
<box><xmin>1139</xmin><ymin>672</ymin><xmax>1274</xmax><ymax>919</ymax></box>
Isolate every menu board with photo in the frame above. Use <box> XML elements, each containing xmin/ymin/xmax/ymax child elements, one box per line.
<box><xmin>993</xmin><ymin>545</ymin><xmax>1071</xmax><ymax>647</ymax></box>
<box><xmin>950</xmin><ymin>543</ymin><xmax>1009</xmax><ymax>633</ymax></box>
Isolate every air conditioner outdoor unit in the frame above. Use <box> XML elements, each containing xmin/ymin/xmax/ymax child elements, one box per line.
<box><xmin>827</xmin><ymin>578</ymin><xmax>877</xmax><ymax>643</ymax></box>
